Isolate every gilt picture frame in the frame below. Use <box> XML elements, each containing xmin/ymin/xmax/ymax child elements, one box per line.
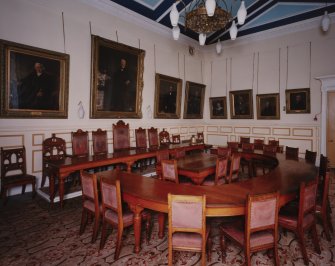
<box><xmin>0</xmin><ymin>39</ymin><xmax>69</xmax><ymax>118</ymax></box>
<box><xmin>229</xmin><ymin>89</ymin><xmax>253</xmax><ymax>119</ymax></box>
<box><xmin>183</xmin><ymin>81</ymin><xmax>206</xmax><ymax>119</ymax></box>
<box><xmin>154</xmin><ymin>73</ymin><xmax>182</xmax><ymax>119</ymax></box>
<box><xmin>285</xmin><ymin>88</ymin><xmax>310</xmax><ymax>114</ymax></box>
<box><xmin>209</xmin><ymin>96</ymin><xmax>227</xmax><ymax>119</ymax></box>
<box><xmin>90</xmin><ymin>35</ymin><xmax>145</xmax><ymax>118</ymax></box>
<box><xmin>256</xmin><ymin>93</ymin><xmax>280</xmax><ymax>120</ymax></box>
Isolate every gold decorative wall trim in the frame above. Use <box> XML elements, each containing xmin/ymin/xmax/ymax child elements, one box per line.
<box><xmin>207</xmin><ymin>126</ymin><xmax>219</xmax><ymax>133</ymax></box>
<box><xmin>32</xmin><ymin>133</ymin><xmax>45</xmax><ymax>146</ymax></box>
<box><xmin>272</xmin><ymin>128</ymin><xmax>290</xmax><ymax>136</ymax></box>
<box><xmin>169</xmin><ymin>127</ymin><xmax>180</xmax><ymax>134</ymax></box>
<box><xmin>292</xmin><ymin>128</ymin><xmax>313</xmax><ymax>137</ymax></box>
<box><xmin>32</xmin><ymin>149</ymin><xmax>42</xmax><ymax>173</ymax></box>
<box><xmin>220</xmin><ymin>126</ymin><xmax>233</xmax><ymax>133</ymax></box>
<box><xmin>252</xmin><ymin>127</ymin><xmax>271</xmax><ymax>135</ymax></box>
<box><xmin>0</xmin><ymin>134</ymin><xmax>25</xmax><ymax>148</ymax></box>
<box><xmin>180</xmin><ymin>127</ymin><xmax>188</xmax><ymax>134</ymax></box>
<box><xmin>234</xmin><ymin>127</ymin><xmax>251</xmax><ymax>134</ymax></box>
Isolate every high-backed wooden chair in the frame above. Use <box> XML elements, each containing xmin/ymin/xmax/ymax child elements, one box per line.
<box><xmin>113</xmin><ymin>120</ymin><xmax>130</xmax><ymax>151</ymax></box>
<box><xmin>285</xmin><ymin>146</ymin><xmax>299</xmax><ymax>160</ymax></box>
<box><xmin>240</xmin><ymin>137</ymin><xmax>250</xmax><ymax>145</ymax></box>
<box><xmin>159</xmin><ymin>129</ymin><xmax>170</xmax><ymax>145</ymax></box>
<box><xmin>99</xmin><ymin>176</ymin><xmax>152</xmax><ymax>259</ymax></box>
<box><xmin>227</xmin><ymin>141</ymin><xmax>239</xmax><ymax>152</ymax></box>
<box><xmin>318</xmin><ymin>154</ymin><xmax>328</xmax><ymax>180</ymax></box>
<box><xmin>197</xmin><ymin>132</ymin><xmax>204</xmax><ymax>143</ymax></box>
<box><xmin>156</xmin><ymin>150</ymin><xmax>170</xmax><ymax>179</ymax></box>
<box><xmin>148</xmin><ymin>127</ymin><xmax>159</xmax><ymax>148</ymax></box>
<box><xmin>305</xmin><ymin>150</ymin><xmax>317</xmax><ymax>164</ymax></box>
<box><xmin>278</xmin><ymin>179</ymin><xmax>321</xmax><ymax>264</ymax></box>
<box><xmin>72</xmin><ymin>129</ymin><xmax>89</xmax><ymax>157</ymax></box>
<box><xmin>253</xmin><ymin>139</ymin><xmax>264</xmax><ymax>150</ymax></box>
<box><xmin>41</xmin><ymin>134</ymin><xmax>67</xmax><ymax>188</ymax></box>
<box><xmin>135</xmin><ymin>127</ymin><xmax>147</xmax><ymax>149</ymax></box>
<box><xmin>92</xmin><ymin>128</ymin><xmax>108</xmax><ymax>155</ymax></box>
<box><xmin>171</xmin><ymin>134</ymin><xmax>181</xmax><ymax>144</ymax></box>
<box><xmin>168</xmin><ymin>194</ymin><xmax>211</xmax><ymax>266</ymax></box>
<box><xmin>161</xmin><ymin>160</ymin><xmax>179</xmax><ymax>184</ymax></box>
<box><xmin>316</xmin><ymin>172</ymin><xmax>333</xmax><ymax>241</ymax></box>
<box><xmin>1</xmin><ymin>146</ymin><xmax>36</xmax><ymax>204</ymax></box>
<box><xmin>202</xmin><ymin>157</ymin><xmax>228</xmax><ymax>186</ymax></box>
<box><xmin>221</xmin><ymin>192</ymin><xmax>280</xmax><ymax>266</ymax></box>
<box><xmin>242</xmin><ymin>143</ymin><xmax>254</xmax><ymax>153</ymax></box>
<box><xmin>263</xmin><ymin>144</ymin><xmax>277</xmax><ymax>156</ymax></box>
<box><xmin>227</xmin><ymin>154</ymin><xmax>241</xmax><ymax>183</ymax></box>
<box><xmin>217</xmin><ymin>147</ymin><xmax>231</xmax><ymax>158</ymax></box>
<box><xmin>268</xmin><ymin>140</ymin><xmax>279</xmax><ymax>146</ymax></box>
<box><xmin>79</xmin><ymin>171</ymin><xmax>100</xmax><ymax>243</ymax></box>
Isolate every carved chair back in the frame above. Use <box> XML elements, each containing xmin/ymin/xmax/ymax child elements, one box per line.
<box><xmin>113</xmin><ymin>120</ymin><xmax>130</xmax><ymax>151</ymax></box>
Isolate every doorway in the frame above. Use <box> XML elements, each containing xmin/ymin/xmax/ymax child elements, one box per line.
<box><xmin>327</xmin><ymin>91</ymin><xmax>335</xmax><ymax>167</ymax></box>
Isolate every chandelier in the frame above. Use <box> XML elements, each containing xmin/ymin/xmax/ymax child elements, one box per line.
<box><xmin>169</xmin><ymin>0</ymin><xmax>247</xmax><ymax>51</ymax></box>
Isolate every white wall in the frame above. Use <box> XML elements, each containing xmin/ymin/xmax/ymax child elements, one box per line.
<box><xmin>0</xmin><ymin>0</ymin><xmax>334</xmax><ymax>194</ymax></box>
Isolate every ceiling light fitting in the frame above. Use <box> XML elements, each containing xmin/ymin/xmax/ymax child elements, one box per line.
<box><xmin>169</xmin><ymin>0</ymin><xmax>247</xmax><ymax>48</ymax></box>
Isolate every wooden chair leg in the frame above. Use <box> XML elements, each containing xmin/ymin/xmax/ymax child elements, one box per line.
<box><xmin>114</xmin><ymin>227</ymin><xmax>123</xmax><ymax>260</ymax></box>
<box><xmin>79</xmin><ymin>209</ymin><xmax>88</xmax><ymax>235</ymax></box>
<box><xmin>32</xmin><ymin>180</ymin><xmax>36</xmax><ymax>198</ymax></box>
<box><xmin>245</xmin><ymin>246</ymin><xmax>251</xmax><ymax>266</ymax></box>
<box><xmin>206</xmin><ymin>236</ymin><xmax>212</xmax><ymax>262</ymax></box>
<box><xmin>41</xmin><ymin>174</ymin><xmax>47</xmax><ymax>188</ymax></box>
<box><xmin>311</xmin><ymin>224</ymin><xmax>321</xmax><ymax>254</ymax></box>
<box><xmin>145</xmin><ymin>214</ymin><xmax>151</xmax><ymax>245</ymax></box>
<box><xmin>220</xmin><ymin>234</ymin><xmax>227</xmax><ymax>263</ymax></box>
<box><xmin>99</xmin><ymin>220</ymin><xmax>109</xmax><ymax>250</ymax></box>
<box><xmin>168</xmin><ymin>239</ymin><xmax>173</xmax><ymax>266</ymax></box>
<box><xmin>91</xmin><ymin>215</ymin><xmax>100</xmax><ymax>243</ymax></box>
<box><xmin>297</xmin><ymin>230</ymin><xmax>309</xmax><ymax>265</ymax></box>
<box><xmin>327</xmin><ymin>211</ymin><xmax>333</xmax><ymax>233</ymax></box>
<box><xmin>21</xmin><ymin>185</ymin><xmax>26</xmax><ymax>194</ymax></box>
<box><xmin>274</xmin><ymin>243</ymin><xmax>280</xmax><ymax>266</ymax></box>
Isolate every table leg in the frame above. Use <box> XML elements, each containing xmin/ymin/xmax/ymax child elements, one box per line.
<box><xmin>158</xmin><ymin>212</ymin><xmax>165</xmax><ymax>239</ymax></box>
<box><xmin>129</xmin><ymin>204</ymin><xmax>144</xmax><ymax>253</ymax></box>
<box><xmin>58</xmin><ymin>176</ymin><xmax>65</xmax><ymax>208</ymax></box>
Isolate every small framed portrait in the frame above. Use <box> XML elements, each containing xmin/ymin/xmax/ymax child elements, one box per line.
<box><xmin>256</xmin><ymin>93</ymin><xmax>280</xmax><ymax>120</ymax></box>
<box><xmin>209</xmin><ymin>97</ymin><xmax>227</xmax><ymax>119</ymax></box>
<box><xmin>183</xmin><ymin>81</ymin><xmax>206</xmax><ymax>119</ymax></box>
<box><xmin>285</xmin><ymin>88</ymin><xmax>310</xmax><ymax>114</ymax></box>
<box><xmin>229</xmin><ymin>89</ymin><xmax>253</xmax><ymax>119</ymax></box>
<box><xmin>0</xmin><ymin>39</ymin><xmax>69</xmax><ymax>118</ymax></box>
<box><xmin>90</xmin><ymin>35</ymin><xmax>145</xmax><ymax>118</ymax></box>
<box><xmin>154</xmin><ymin>73</ymin><xmax>182</xmax><ymax>119</ymax></box>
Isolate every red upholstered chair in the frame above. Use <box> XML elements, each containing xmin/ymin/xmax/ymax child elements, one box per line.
<box><xmin>1</xmin><ymin>146</ymin><xmax>36</xmax><ymax>205</ymax></box>
<box><xmin>92</xmin><ymin>128</ymin><xmax>108</xmax><ymax>155</ymax></box>
<box><xmin>156</xmin><ymin>150</ymin><xmax>170</xmax><ymax>179</ymax></box>
<box><xmin>99</xmin><ymin>175</ymin><xmax>151</xmax><ymax>259</ymax></box>
<box><xmin>148</xmin><ymin>127</ymin><xmax>159</xmax><ymax>148</ymax></box>
<box><xmin>72</xmin><ymin>129</ymin><xmax>89</xmax><ymax>157</ymax></box>
<box><xmin>253</xmin><ymin>139</ymin><xmax>264</xmax><ymax>150</ymax></box>
<box><xmin>221</xmin><ymin>192</ymin><xmax>280</xmax><ymax>266</ymax></box>
<box><xmin>197</xmin><ymin>132</ymin><xmax>204</xmax><ymax>143</ymax></box>
<box><xmin>305</xmin><ymin>150</ymin><xmax>317</xmax><ymax>164</ymax></box>
<box><xmin>316</xmin><ymin>172</ymin><xmax>333</xmax><ymax>241</ymax></box>
<box><xmin>172</xmin><ymin>134</ymin><xmax>181</xmax><ymax>144</ymax></box>
<box><xmin>227</xmin><ymin>154</ymin><xmax>241</xmax><ymax>183</ymax></box>
<box><xmin>168</xmin><ymin>194</ymin><xmax>211</xmax><ymax>265</ymax></box>
<box><xmin>135</xmin><ymin>127</ymin><xmax>147</xmax><ymax>149</ymax></box>
<box><xmin>278</xmin><ymin>179</ymin><xmax>321</xmax><ymax>264</ymax></box>
<box><xmin>227</xmin><ymin>141</ymin><xmax>239</xmax><ymax>152</ymax></box>
<box><xmin>113</xmin><ymin>120</ymin><xmax>130</xmax><ymax>151</ymax></box>
<box><xmin>285</xmin><ymin>146</ymin><xmax>299</xmax><ymax>160</ymax></box>
<box><xmin>202</xmin><ymin>157</ymin><xmax>228</xmax><ymax>186</ymax></box>
<box><xmin>161</xmin><ymin>159</ymin><xmax>179</xmax><ymax>184</ymax></box>
<box><xmin>79</xmin><ymin>171</ymin><xmax>100</xmax><ymax>243</ymax></box>
<box><xmin>217</xmin><ymin>147</ymin><xmax>231</xmax><ymax>158</ymax></box>
<box><xmin>41</xmin><ymin>134</ymin><xmax>67</xmax><ymax>188</ymax></box>
<box><xmin>159</xmin><ymin>129</ymin><xmax>170</xmax><ymax>145</ymax></box>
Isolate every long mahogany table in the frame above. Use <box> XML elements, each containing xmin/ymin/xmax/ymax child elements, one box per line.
<box><xmin>97</xmin><ymin>152</ymin><xmax>317</xmax><ymax>253</ymax></box>
<box><xmin>47</xmin><ymin>143</ymin><xmax>210</xmax><ymax>207</ymax></box>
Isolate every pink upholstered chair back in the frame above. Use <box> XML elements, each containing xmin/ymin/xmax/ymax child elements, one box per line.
<box><xmin>80</xmin><ymin>171</ymin><xmax>95</xmax><ymax>200</ymax></box>
<box><xmin>148</xmin><ymin>127</ymin><xmax>159</xmax><ymax>148</ymax></box>
<box><xmin>100</xmin><ymin>179</ymin><xmax>118</xmax><ymax>211</ymax></box>
<box><xmin>92</xmin><ymin>128</ymin><xmax>108</xmax><ymax>155</ymax></box>
<box><xmin>162</xmin><ymin>160</ymin><xmax>179</xmax><ymax>184</ymax></box>
<box><xmin>217</xmin><ymin>147</ymin><xmax>231</xmax><ymax>158</ymax></box>
<box><xmin>135</xmin><ymin>127</ymin><xmax>147</xmax><ymax>149</ymax></box>
<box><xmin>216</xmin><ymin>157</ymin><xmax>228</xmax><ymax>182</ymax></box>
<box><xmin>113</xmin><ymin>120</ymin><xmax>130</xmax><ymax>151</ymax></box>
<box><xmin>301</xmin><ymin>180</ymin><xmax>318</xmax><ymax>213</ymax></box>
<box><xmin>171</xmin><ymin>200</ymin><xmax>203</xmax><ymax>229</ymax></box>
<box><xmin>72</xmin><ymin>129</ymin><xmax>89</xmax><ymax>157</ymax></box>
<box><xmin>231</xmin><ymin>154</ymin><xmax>241</xmax><ymax>172</ymax></box>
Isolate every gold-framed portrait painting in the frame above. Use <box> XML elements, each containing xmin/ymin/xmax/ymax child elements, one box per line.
<box><xmin>183</xmin><ymin>81</ymin><xmax>206</xmax><ymax>119</ymax></box>
<box><xmin>285</xmin><ymin>88</ymin><xmax>310</xmax><ymax>114</ymax></box>
<box><xmin>256</xmin><ymin>93</ymin><xmax>280</xmax><ymax>120</ymax></box>
<box><xmin>209</xmin><ymin>96</ymin><xmax>227</xmax><ymax>119</ymax></box>
<box><xmin>154</xmin><ymin>73</ymin><xmax>182</xmax><ymax>119</ymax></box>
<box><xmin>229</xmin><ymin>89</ymin><xmax>253</xmax><ymax>119</ymax></box>
<box><xmin>90</xmin><ymin>35</ymin><xmax>145</xmax><ymax>118</ymax></box>
<box><xmin>0</xmin><ymin>39</ymin><xmax>69</xmax><ymax>118</ymax></box>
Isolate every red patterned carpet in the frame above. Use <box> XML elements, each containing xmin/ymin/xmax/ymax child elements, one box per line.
<box><xmin>0</xmin><ymin>173</ymin><xmax>334</xmax><ymax>266</ymax></box>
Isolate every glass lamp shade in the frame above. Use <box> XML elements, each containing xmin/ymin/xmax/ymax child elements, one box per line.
<box><xmin>216</xmin><ymin>39</ymin><xmax>222</xmax><ymax>54</ymax></box>
<box><xmin>170</xmin><ymin>3</ymin><xmax>179</xmax><ymax>27</ymax></box>
<box><xmin>229</xmin><ymin>20</ymin><xmax>238</xmax><ymax>40</ymax></box>
<box><xmin>205</xmin><ymin>0</ymin><xmax>216</xmax><ymax>17</ymax></box>
<box><xmin>321</xmin><ymin>11</ymin><xmax>331</xmax><ymax>32</ymax></box>
<box><xmin>237</xmin><ymin>1</ymin><xmax>247</xmax><ymax>25</ymax></box>
<box><xmin>199</xmin><ymin>33</ymin><xmax>206</xmax><ymax>46</ymax></box>
<box><xmin>172</xmin><ymin>26</ymin><xmax>180</xmax><ymax>40</ymax></box>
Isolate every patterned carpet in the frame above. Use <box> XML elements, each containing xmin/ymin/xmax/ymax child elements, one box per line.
<box><xmin>0</xmin><ymin>173</ymin><xmax>334</xmax><ymax>266</ymax></box>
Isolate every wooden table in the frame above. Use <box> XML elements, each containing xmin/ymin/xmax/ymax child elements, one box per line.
<box><xmin>47</xmin><ymin>143</ymin><xmax>210</xmax><ymax>207</ymax></box>
<box><xmin>97</xmin><ymin>152</ymin><xmax>317</xmax><ymax>254</ymax></box>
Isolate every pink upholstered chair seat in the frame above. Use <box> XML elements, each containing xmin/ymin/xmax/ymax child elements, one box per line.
<box><xmin>221</xmin><ymin>223</ymin><xmax>274</xmax><ymax>248</ymax></box>
<box><xmin>83</xmin><ymin>199</ymin><xmax>102</xmax><ymax>213</ymax></box>
<box><xmin>172</xmin><ymin>230</ymin><xmax>210</xmax><ymax>250</ymax></box>
<box><xmin>104</xmin><ymin>209</ymin><xmax>151</xmax><ymax>227</ymax></box>
<box><xmin>278</xmin><ymin>213</ymin><xmax>314</xmax><ymax>229</ymax></box>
